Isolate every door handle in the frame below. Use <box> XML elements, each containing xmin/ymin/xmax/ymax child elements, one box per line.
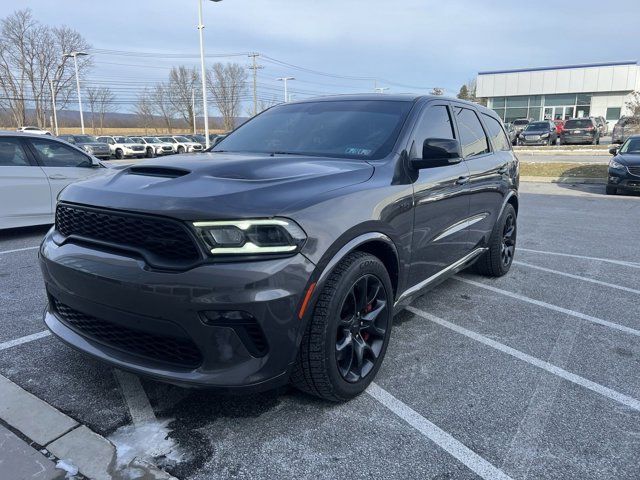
<box><xmin>455</xmin><ymin>175</ymin><xmax>470</xmax><ymax>185</ymax></box>
<box><xmin>48</xmin><ymin>174</ymin><xmax>69</xmax><ymax>180</ymax></box>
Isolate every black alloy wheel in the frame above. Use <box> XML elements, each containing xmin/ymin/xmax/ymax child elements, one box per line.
<box><xmin>115</xmin><ymin>148</ymin><xmax>124</xmax><ymax>159</ymax></box>
<box><xmin>501</xmin><ymin>212</ymin><xmax>516</xmax><ymax>268</ymax></box>
<box><xmin>335</xmin><ymin>274</ymin><xmax>389</xmax><ymax>383</ymax></box>
<box><xmin>146</xmin><ymin>147</ymin><xmax>154</xmax><ymax>158</ymax></box>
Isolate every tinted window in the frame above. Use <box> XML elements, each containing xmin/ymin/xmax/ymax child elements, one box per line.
<box><xmin>214</xmin><ymin>100</ymin><xmax>413</xmax><ymax>160</ymax></box>
<box><xmin>0</xmin><ymin>138</ymin><xmax>30</xmax><ymax>166</ymax></box>
<box><xmin>526</xmin><ymin>122</ymin><xmax>551</xmax><ymax>131</ymax></box>
<box><xmin>454</xmin><ymin>107</ymin><xmax>489</xmax><ymax>158</ymax></box>
<box><xmin>482</xmin><ymin>114</ymin><xmax>511</xmax><ymax>152</ymax></box>
<box><xmin>620</xmin><ymin>137</ymin><xmax>640</xmax><ymax>154</ymax></box>
<box><xmin>411</xmin><ymin>105</ymin><xmax>454</xmax><ymax>157</ymax></box>
<box><xmin>30</xmin><ymin>139</ymin><xmax>92</xmax><ymax>168</ymax></box>
<box><xmin>564</xmin><ymin>119</ymin><xmax>592</xmax><ymax>129</ymax></box>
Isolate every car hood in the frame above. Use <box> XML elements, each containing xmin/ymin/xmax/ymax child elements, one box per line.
<box><xmin>615</xmin><ymin>153</ymin><xmax>640</xmax><ymax>166</ymax></box>
<box><xmin>59</xmin><ymin>152</ymin><xmax>375</xmax><ymax>219</ymax></box>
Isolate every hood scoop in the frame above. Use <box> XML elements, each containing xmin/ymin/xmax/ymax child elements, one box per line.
<box><xmin>128</xmin><ymin>166</ymin><xmax>190</xmax><ymax>178</ymax></box>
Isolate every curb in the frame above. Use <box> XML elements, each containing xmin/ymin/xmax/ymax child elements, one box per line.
<box><xmin>0</xmin><ymin>374</ymin><xmax>176</xmax><ymax>480</ymax></box>
<box><xmin>521</xmin><ymin>176</ymin><xmax>606</xmax><ymax>184</ymax></box>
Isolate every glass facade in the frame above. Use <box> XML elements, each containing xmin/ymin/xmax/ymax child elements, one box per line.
<box><xmin>488</xmin><ymin>94</ymin><xmax>593</xmax><ymax>123</ymax></box>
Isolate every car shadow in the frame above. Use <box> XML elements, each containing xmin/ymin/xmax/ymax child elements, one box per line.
<box><xmin>1</xmin><ymin>224</ymin><xmax>52</xmax><ymax>242</ymax></box>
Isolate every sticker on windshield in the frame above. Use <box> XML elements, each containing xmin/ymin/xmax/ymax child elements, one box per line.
<box><xmin>345</xmin><ymin>147</ymin><xmax>372</xmax><ymax>156</ymax></box>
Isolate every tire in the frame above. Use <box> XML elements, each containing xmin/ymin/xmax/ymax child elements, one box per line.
<box><xmin>605</xmin><ymin>185</ymin><xmax>617</xmax><ymax>195</ymax></box>
<box><xmin>115</xmin><ymin>148</ymin><xmax>124</xmax><ymax>159</ymax></box>
<box><xmin>177</xmin><ymin>146</ymin><xmax>185</xmax><ymax>154</ymax></box>
<box><xmin>291</xmin><ymin>251</ymin><xmax>393</xmax><ymax>402</ymax></box>
<box><xmin>146</xmin><ymin>147</ymin><xmax>154</xmax><ymax>158</ymax></box>
<box><xmin>595</xmin><ymin>137</ymin><xmax>600</xmax><ymax>145</ymax></box>
<box><xmin>472</xmin><ymin>204</ymin><xmax>517</xmax><ymax>277</ymax></box>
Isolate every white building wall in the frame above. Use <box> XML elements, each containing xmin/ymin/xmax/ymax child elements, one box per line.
<box><xmin>477</xmin><ymin>63</ymin><xmax>639</xmax><ymax>97</ymax></box>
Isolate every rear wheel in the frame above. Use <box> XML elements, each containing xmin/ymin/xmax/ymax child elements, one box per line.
<box><xmin>473</xmin><ymin>204</ymin><xmax>517</xmax><ymax>277</ymax></box>
<box><xmin>115</xmin><ymin>148</ymin><xmax>124</xmax><ymax>159</ymax></box>
<box><xmin>291</xmin><ymin>252</ymin><xmax>393</xmax><ymax>401</ymax></box>
<box><xmin>606</xmin><ymin>185</ymin><xmax>617</xmax><ymax>195</ymax></box>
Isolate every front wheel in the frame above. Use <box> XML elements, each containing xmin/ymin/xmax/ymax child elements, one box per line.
<box><xmin>473</xmin><ymin>204</ymin><xmax>517</xmax><ymax>277</ymax></box>
<box><xmin>291</xmin><ymin>252</ymin><xmax>393</xmax><ymax>401</ymax></box>
<box><xmin>115</xmin><ymin>148</ymin><xmax>124</xmax><ymax>159</ymax></box>
<box><xmin>177</xmin><ymin>146</ymin><xmax>185</xmax><ymax>154</ymax></box>
<box><xmin>146</xmin><ymin>147</ymin><xmax>154</xmax><ymax>158</ymax></box>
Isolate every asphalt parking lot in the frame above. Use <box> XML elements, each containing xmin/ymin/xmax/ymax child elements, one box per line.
<box><xmin>1</xmin><ymin>182</ymin><xmax>639</xmax><ymax>480</ymax></box>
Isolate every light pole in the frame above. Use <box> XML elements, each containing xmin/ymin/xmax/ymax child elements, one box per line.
<box><xmin>277</xmin><ymin>77</ymin><xmax>295</xmax><ymax>103</ymax></box>
<box><xmin>198</xmin><ymin>0</ymin><xmax>222</xmax><ymax>149</ymax></box>
<box><xmin>63</xmin><ymin>51</ymin><xmax>88</xmax><ymax>134</ymax></box>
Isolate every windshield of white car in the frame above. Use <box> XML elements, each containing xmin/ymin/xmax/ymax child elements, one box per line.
<box><xmin>143</xmin><ymin>137</ymin><xmax>161</xmax><ymax>143</ymax></box>
<box><xmin>212</xmin><ymin>100</ymin><xmax>413</xmax><ymax>160</ymax></box>
<box><xmin>114</xmin><ymin>136</ymin><xmax>136</xmax><ymax>143</ymax></box>
<box><xmin>174</xmin><ymin>136</ymin><xmax>190</xmax><ymax>142</ymax></box>
<box><xmin>159</xmin><ymin>137</ymin><xmax>175</xmax><ymax>143</ymax></box>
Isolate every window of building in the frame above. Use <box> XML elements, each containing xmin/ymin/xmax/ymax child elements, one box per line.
<box><xmin>482</xmin><ymin>114</ymin><xmax>511</xmax><ymax>152</ymax></box>
<box><xmin>606</xmin><ymin>107</ymin><xmax>622</xmax><ymax>121</ymax></box>
<box><xmin>454</xmin><ymin>107</ymin><xmax>489</xmax><ymax>158</ymax></box>
<box><xmin>544</xmin><ymin>94</ymin><xmax>578</xmax><ymax>107</ymax></box>
<box><xmin>506</xmin><ymin>96</ymin><xmax>529</xmax><ymax>108</ymax></box>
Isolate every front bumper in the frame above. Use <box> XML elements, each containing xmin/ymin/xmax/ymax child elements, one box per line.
<box><xmin>608</xmin><ymin>167</ymin><xmax>640</xmax><ymax>191</ymax></box>
<box><xmin>39</xmin><ymin>230</ymin><xmax>316</xmax><ymax>391</ymax></box>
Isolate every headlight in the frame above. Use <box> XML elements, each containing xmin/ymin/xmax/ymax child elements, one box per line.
<box><xmin>540</xmin><ymin>133</ymin><xmax>549</xmax><ymax>139</ymax></box>
<box><xmin>609</xmin><ymin>159</ymin><xmax>625</xmax><ymax>169</ymax></box>
<box><xmin>193</xmin><ymin>218</ymin><xmax>306</xmax><ymax>255</ymax></box>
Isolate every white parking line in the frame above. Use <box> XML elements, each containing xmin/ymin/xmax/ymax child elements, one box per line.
<box><xmin>454</xmin><ymin>276</ymin><xmax>640</xmax><ymax>337</ymax></box>
<box><xmin>0</xmin><ymin>331</ymin><xmax>50</xmax><ymax>351</ymax></box>
<box><xmin>0</xmin><ymin>246</ymin><xmax>40</xmax><ymax>256</ymax></box>
<box><xmin>406</xmin><ymin>306</ymin><xmax>640</xmax><ymax>412</ymax></box>
<box><xmin>367</xmin><ymin>383</ymin><xmax>513</xmax><ymax>480</ymax></box>
<box><xmin>514</xmin><ymin>260</ymin><xmax>640</xmax><ymax>295</ymax></box>
<box><xmin>518</xmin><ymin>247</ymin><xmax>640</xmax><ymax>269</ymax></box>
<box><xmin>113</xmin><ymin>370</ymin><xmax>155</xmax><ymax>426</ymax></box>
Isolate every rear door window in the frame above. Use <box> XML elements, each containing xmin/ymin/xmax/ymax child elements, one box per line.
<box><xmin>454</xmin><ymin>107</ymin><xmax>489</xmax><ymax>158</ymax></box>
<box><xmin>0</xmin><ymin>138</ymin><xmax>30</xmax><ymax>166</ymax></box>
<box><xmin>482</xmin><ymin>114</ymin><xmax>511</xmax><ymax>152</ymax></box>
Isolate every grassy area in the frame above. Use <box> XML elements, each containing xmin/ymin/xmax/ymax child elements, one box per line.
<box><xmin>520</xmin><ymin>162</ymin><xmax>607</xmax><ymax>178</ymax></box>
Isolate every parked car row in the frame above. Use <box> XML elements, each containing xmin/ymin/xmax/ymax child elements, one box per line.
<box><xmin>56</xmin><ymin>133</ymin><xmax>227</xmax><ymax>159</ymax></box>
<box><xmin>506</xmin><ymin>117</ymin><xmax>604</xmax><ymax>146</ymax></box>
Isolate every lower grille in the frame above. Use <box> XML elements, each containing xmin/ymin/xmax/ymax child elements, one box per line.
<box><xmin>627</xmin><ymin>166</ymin><xmax>640</xmax><ymax>177</ymax></box>
<box><xmin>53</xmin><ymin>299</ymin><xmax>202</xmax><ymax>368</ymax></box>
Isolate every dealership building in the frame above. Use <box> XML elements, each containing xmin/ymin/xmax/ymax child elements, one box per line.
<box><xmin>476</xmin><ymin>61</ymin><xmax>639</xmax><ymax>127</ymax></box>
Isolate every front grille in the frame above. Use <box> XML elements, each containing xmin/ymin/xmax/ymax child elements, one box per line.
<box><xmin>131</xmin><ymin>146</ymin><xmax>144</xmax><ymax>151</ymax></box>
<box><xmin>53</xmin><ymin>299</ymin><xmax>202</xmax><ymax>368</ymax></box>
<box><xmin>627</xmin><ymin>166</ymin><xmax>640</xmax><ymax>177</ymax></box>
<box><xmin>55</xmin><ymin>204</ymin><xmax>201</xmax><ymax>266</ymax></box>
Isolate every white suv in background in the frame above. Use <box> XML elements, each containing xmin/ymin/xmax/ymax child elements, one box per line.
<box><xmin>96</xmin><ymin>136</ymin><xmax>146</xmax><ymax>159</ymax></box>
<box><xmin>158</xmin><ymin>136</ymin><xmax>204</xmax><ymax>154</ymax></box>
<box><xmin>130</xmin><ymin>136</ymin><xmax>175</xmax><ymax>158</ymax></box>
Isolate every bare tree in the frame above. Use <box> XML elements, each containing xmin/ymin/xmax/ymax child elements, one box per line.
<box><xmin>207</xmin><ymin>62</ymin><xmax>247</xmax><ymax>131</ymax></box>
<box><xmin>150</xmin><ymin>83</ymin><xmax>175</xmax><ymax>133</ymax></box>
<box><xmin>167</xmin><ymin>66</ymin><xmax>200</xmax><ymax>131</ymax></box>
<box><xmin>625</xmin><ymin>92</ymin><xmax>640</xmax><ymax>117</ymax></box>
<box><xmin>0</xmin><ymin>9</ymin><xmax>91</xmax><ymax>128</ymax></box>
<box><xmin>86</xmin><ymin>86</ymin><xmax>99</xmax><ymax>132</ymax></box>
<box><xmin>95</xmin><ymin>87</ymin><xmax>114</xmax><ymax>134</ymax></box>
<box><xmin>134</xmin><ymin>88</ymin><xmax>156</xmax><ymax>134</ymax></box>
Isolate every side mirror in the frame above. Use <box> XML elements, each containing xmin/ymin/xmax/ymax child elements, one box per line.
<box><xmin>609</xmin><ymin>146</ymin><xmax>618</xmax><ymax>155</ymax></box>
<box><xmin>411</xmin><ymin>138</ymin><xmax>462</xmax><ymax>169</ymax></box>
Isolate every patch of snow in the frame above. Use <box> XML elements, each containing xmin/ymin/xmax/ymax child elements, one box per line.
<box><xmin>56</xmin><ymin>459</ymin><xmax>79</xmax><ymax>478</ymax></box>
<box><xmin>108</xmin><ymin>418</ymin><xmax>188</xmax><ymax>477</ymax></box>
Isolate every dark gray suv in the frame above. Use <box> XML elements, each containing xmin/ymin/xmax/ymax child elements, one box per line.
<box><xmin>39</xmin><ymin>95</ymin><xmax>519</xmax><ymax>401</ymax></box>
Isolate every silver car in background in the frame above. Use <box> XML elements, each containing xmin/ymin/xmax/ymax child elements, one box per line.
<box><xmin>58</xmin><ymin>134</ymin><xmax>112</xmax><ymax>159</ymax></box>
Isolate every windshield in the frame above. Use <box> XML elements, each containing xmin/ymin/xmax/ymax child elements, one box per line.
<box><xmin>144</xmin><ymin>137</ymin><xmax>161</xmax><ymax>143</ymax></box>
<box><xmin>130</xmin><ymin>137</ymin><xmax>144</xmax><ymax>143</ymax></box>
<box><xmin>525</xmin><ymin>122</ymin><xmax>549</xmax><ymax>131</ymax></box>
<box><xmin>159</xmin><ymin>137</ymin><xmax>175</xmax><ymax>143</ymax></box>
<box><xmin>513</xmin><ymin>120</ymin><xmax>529</xmax><ymax>126</ymax></box>
<box><xmin>620</xmin><ymin>137</ymin><xmax>640</xmax><ymax>154</ymax></box>
<box><xmin>213</xmin><ymin>100</ymin><xmax>413</xmax><ymax>159</ymax></box>
<box><xmin>564</xmin><ymin>119</ymin><xmax>592</xmax><ymax>129</ymax></box>
<box><xmin>174</xmin><ymin>136</ymin><xmax>190</xmax><ymax>142</ymax></box>
<box><xmin>72</xmin><ymin>135</ymin><xmax>98</xmax><ymax>143</ymax></box>
<box><xmin>115</xmin><ymin>136</ymin><xmax>136</xmax><ymax>143</ymax></box>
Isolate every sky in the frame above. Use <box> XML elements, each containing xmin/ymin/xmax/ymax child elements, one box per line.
<box><xmin>4</xmin><ymin>0</ymin><xmax>640</xmax><ymax>114</ymax></box>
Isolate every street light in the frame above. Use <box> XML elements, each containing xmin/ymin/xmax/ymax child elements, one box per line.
<box><xmin>198</xmin><ymin>0</ymin><xmax>222</xmax><ymax>149</ymax></box>
<box><xmin>277</xmin><ymin>77</ymin><xmax>295</xmax><ymax>103</ymax></box>
<box><xmin>63</xmin><ymin>51</ymin><xmax>88</xmax><ymax>134</ymax></box>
